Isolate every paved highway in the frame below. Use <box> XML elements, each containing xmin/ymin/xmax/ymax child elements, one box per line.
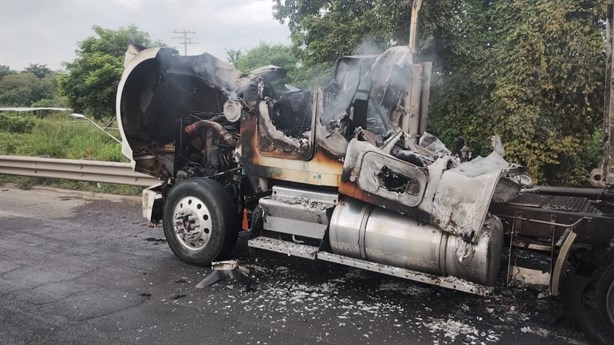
<box><xmin>0</xmin><ymin>186</ymin><xmax>591</xmax><ymax>344</ymax></box>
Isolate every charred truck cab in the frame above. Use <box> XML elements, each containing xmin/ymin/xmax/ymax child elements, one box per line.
<box><xmin>117</xmin><ymin>1</ymin><xmax>614</xmax><ymax>343</ymax></box>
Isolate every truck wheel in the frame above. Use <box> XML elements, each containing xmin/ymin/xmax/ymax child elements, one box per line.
<box><xmin>163</xmin><ymin>178</ymin><xmax>239</xmax><ymax>266</ymax></box>
<box><xmin>562</xmin><ymin>265</ymin><xmax>614</xmax><ymax>345</ymax></box>
<box><xmin>596</xmin><ymin>263</ymin><xmax>614</xmax><ymax>339</ymax></box>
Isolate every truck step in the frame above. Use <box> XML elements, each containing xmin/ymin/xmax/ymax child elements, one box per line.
<box><xmin>509</xmin><ymin>265</ymin><xmax>551</xmax><ymax>286</ymax></box>
<box><xmin>258</xmin><ymin>186</ymin><xmax>337</xmax><ymax>239</ymax></box>
<box><xmin>317</xmin><ymin>251</ymin><xmax>493</xmax><ymax>296</ymax></box>
<box><xmin>248</xmin><ymin>236</ymin><xmax>319</xmax><ymax>259</ymax></box>
<box><xmin>248</xmin><ymin>236</ymin><xmax>493</xmax><ymax>297</ymax></box>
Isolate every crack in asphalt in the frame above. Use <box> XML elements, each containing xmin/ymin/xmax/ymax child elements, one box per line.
<box><xmin>0</xmin><ymin>274</ymin><xmax>83</xmax><ymax>299</ymax></box>
<box><xmin>77</xmin><ymin>296</ymin><xmax>150</xmax><ymax>322</ymax></box>
<box><xmin>0</xmin><ymin>264</ymin><xmax>24</xmax><ymax>278</ymax></box>
<box><xmin>30</xmin><ymin>289</ymin><xmax>87</xmax><ymax>307</ymax></box>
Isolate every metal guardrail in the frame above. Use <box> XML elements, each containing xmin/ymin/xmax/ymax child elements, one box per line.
<box><xmin>0</xmin><ymin>155</ymin><xmax>160</xmax><ymax>187</ymax></box>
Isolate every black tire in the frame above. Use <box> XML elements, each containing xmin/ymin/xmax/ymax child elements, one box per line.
<box><xmin>163</xmin><ymin>178</ymin><xmax>239</xmax><ymax>266</ymax></box>
<box><xmin>596</xmin><ymin>263</ymin><xmax>614</xmax><ymax>339</ymax></box>
<box><xmin>562</xmin><ymin>265</ymin><xmax>614</xmax><ymax>345</ymax></box>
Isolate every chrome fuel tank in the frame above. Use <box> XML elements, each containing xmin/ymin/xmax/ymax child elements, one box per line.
<box><xmin>329</xmin><ymin>198</ymin><xmax>503</xmax><ymax>285</ymax></box>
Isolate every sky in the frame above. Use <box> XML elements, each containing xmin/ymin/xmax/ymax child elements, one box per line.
<box><xmin>0</xmin><ymin>0</ymin><xmax>292</xmax><ymax>70</ymax></box>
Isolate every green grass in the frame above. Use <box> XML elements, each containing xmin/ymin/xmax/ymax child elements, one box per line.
<box><xmin>0</xmin><ymin>112</ymin><xmax>142</xmax><ymax>195</ymax></box>
<box><xmin>0</xmin><ymin>112</ymin><xmax>125</xmax><ymax>161</ymax></box>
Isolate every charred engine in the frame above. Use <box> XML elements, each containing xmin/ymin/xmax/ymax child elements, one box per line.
<box><xmin>173</xmin><ymin>113</ymin><xmax>238</xmax><ymax>180</ymax></box>
<box><xmin>172</xmin><ymin>111</ymin><xmax>242</xmax><ymax>199</ymax></box>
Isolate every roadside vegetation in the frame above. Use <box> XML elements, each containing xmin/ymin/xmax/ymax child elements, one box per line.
<box><xmin>0</xmin><ymin>0</ymin><xmax>608</xmax><ymax>190</ymax></box>
<box><xmin>0</xmin><ymin>112</ymin><xmax>140</xmax><ymax>195</ymax></box>
<box><xmin>0</xmin><ymin>25</ymin><xmax>152</xmax><ymax>194</ymax></box>
<box><xmin>0</xmin><ymin>113</ymin><xmax>122</xmax><ymax>160</ymax></box>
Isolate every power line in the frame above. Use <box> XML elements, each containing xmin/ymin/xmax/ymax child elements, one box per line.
<box><xmin>172</xmin><ymin>29</ymin><xmax>197</xmax><ymax>56</ymax></box>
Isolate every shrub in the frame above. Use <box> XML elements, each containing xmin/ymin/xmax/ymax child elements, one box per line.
<box><xmin>0</xmin><ymin>114</ymin><xmax>34</xmax><ymax>133</ymax></box>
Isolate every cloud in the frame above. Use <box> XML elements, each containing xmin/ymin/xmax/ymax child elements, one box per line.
<box><xmin>0</xmin><ymin>0</ymin><xmax>291</xmax><ymax>70</ymax></box>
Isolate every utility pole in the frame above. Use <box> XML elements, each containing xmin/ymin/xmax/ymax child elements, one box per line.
<box><xmin>172</xmin><ymin>29</ymin><xmax>197</xmax><ymax>55</ymax></box>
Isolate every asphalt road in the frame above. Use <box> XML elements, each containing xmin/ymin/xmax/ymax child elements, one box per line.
<box><xmin>0</xmin><ymin>186</ymin><xmax>594</xmax><ymax>345</ymax></box>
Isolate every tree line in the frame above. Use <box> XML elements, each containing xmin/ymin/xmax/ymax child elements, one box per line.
<box><xmin>269</xmin><ymin>0</ymin><xmax>606</xmax><ymax>186</ymax></box>
<box><xmin>0</xmin><ymin>64</ymin><xmax>66</xmax><ymax>108</ymax></box>
<box><xmin>0</xmin><ymin>25</ymin><xmax>154</xmax><ymax>118</ymax></box>
<box><xmin>0</xmin><ymin>0</ymin><xmax>606</xmax><ymax>186</ymax></box>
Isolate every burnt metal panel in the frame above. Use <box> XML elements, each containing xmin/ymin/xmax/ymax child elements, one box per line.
<box><xmin>259</xmin><ymin>186</ymin><xmax>337</xmax><ymax>239</ymax></box>
<box><xmin>340</xmin><ymin>139</ymin><xmax>428</xmax><ymax>212</ymax></box>
<box><xmin>423</xmin><ymin>152</ymin><xmax>509</xmax><ymax>242</ymax></box>
<box><xmin>429</xmin><ymin>168</ymin><xmax>501</xmax><ymax>242</ymax></box>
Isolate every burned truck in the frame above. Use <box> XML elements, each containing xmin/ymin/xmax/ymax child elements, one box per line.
<box><xmin>116</xmin><ymin>4</ymin><xmax>613</xmax><ymax>344</ymax></box>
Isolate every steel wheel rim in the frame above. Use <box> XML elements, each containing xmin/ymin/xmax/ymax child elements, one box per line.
<box><xmin>172</xmin><ymin>196</ymin><xmax>212</xmax><ymax>251</ymax></box>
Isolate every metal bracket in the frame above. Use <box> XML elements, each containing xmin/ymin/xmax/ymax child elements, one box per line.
<box><xmin>551</xmin><ymin>228</ymin><xmax>579</xmax><ymax>296</ymax></box>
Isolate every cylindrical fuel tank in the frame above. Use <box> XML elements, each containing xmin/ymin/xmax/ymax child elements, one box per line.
<box><xmin>329</xmin><ymin>198</ymin><xmax>503</xmax><ymax>286</ymax></box>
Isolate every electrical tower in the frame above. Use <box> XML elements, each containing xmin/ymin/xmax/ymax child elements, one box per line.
<box><xmin>172</xmin><ymin>29</ymin><xmax>197</xmax><ymax>55</ymax></box>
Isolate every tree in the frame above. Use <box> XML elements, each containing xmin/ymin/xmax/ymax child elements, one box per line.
<box><xmin>0</xmin><ymin>72</ymin><xmax>38</xmax><ymax>106</ymax></box>
<box><xmin>0</xmin><ymin>63</ymin><xmax>62</xmax><ymax>107</ymax></box>
<box><xmin>498</xmin><ymin>1</ymin><xmax>604</xmax><ymax>185</ymax></box>
<box><xmin>24</xmin><ymin>64</ymin><xmax>52</xmax><ymax>79</ymax></box>
<box><xmin>232</xmin><ymin>42</ymin><xmax>296</xmax><ymax>73</ymax></box>
<box><xmin>229</xmin><ymin>42</ymin><xmax>300</xmax><ymax>87</ymax></box>
<box><xmin>0</xmin><ymin>65</ymin><xmax>16</xmax><ymax>80</ymax></box>
<box><xmin>273</xmin><ymin>0</ymin><xmax>455</xmax><ymax>65</ymax></box>
<box><xmin>58</xmin><ymin>25</ymin><xmax>154</xmax><ymax>119</ymax></box>
<box><xmin>225</xmin><ymin>49</ymin><xmax>244</xmax><ymax>66</ymax></box>
<box><xmin>429</xmin><ymin>0</ymin><xmax>605</xmax><ymax>185</ymax></box>
<box><xmin>274</xmin><ymin>0</ymin><xmax>607</xmax><ymax>186</ymax></box>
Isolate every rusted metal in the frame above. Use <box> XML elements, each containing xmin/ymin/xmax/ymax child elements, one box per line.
<box><xmin>239</xmin><ymin>103</ymin><xmax>343</xmax><ymax>187</ymax></box>
<box><xmin>185</xmin><ymin>120</ymin><xmax>236</xmax><ymax>147</ymax></box>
